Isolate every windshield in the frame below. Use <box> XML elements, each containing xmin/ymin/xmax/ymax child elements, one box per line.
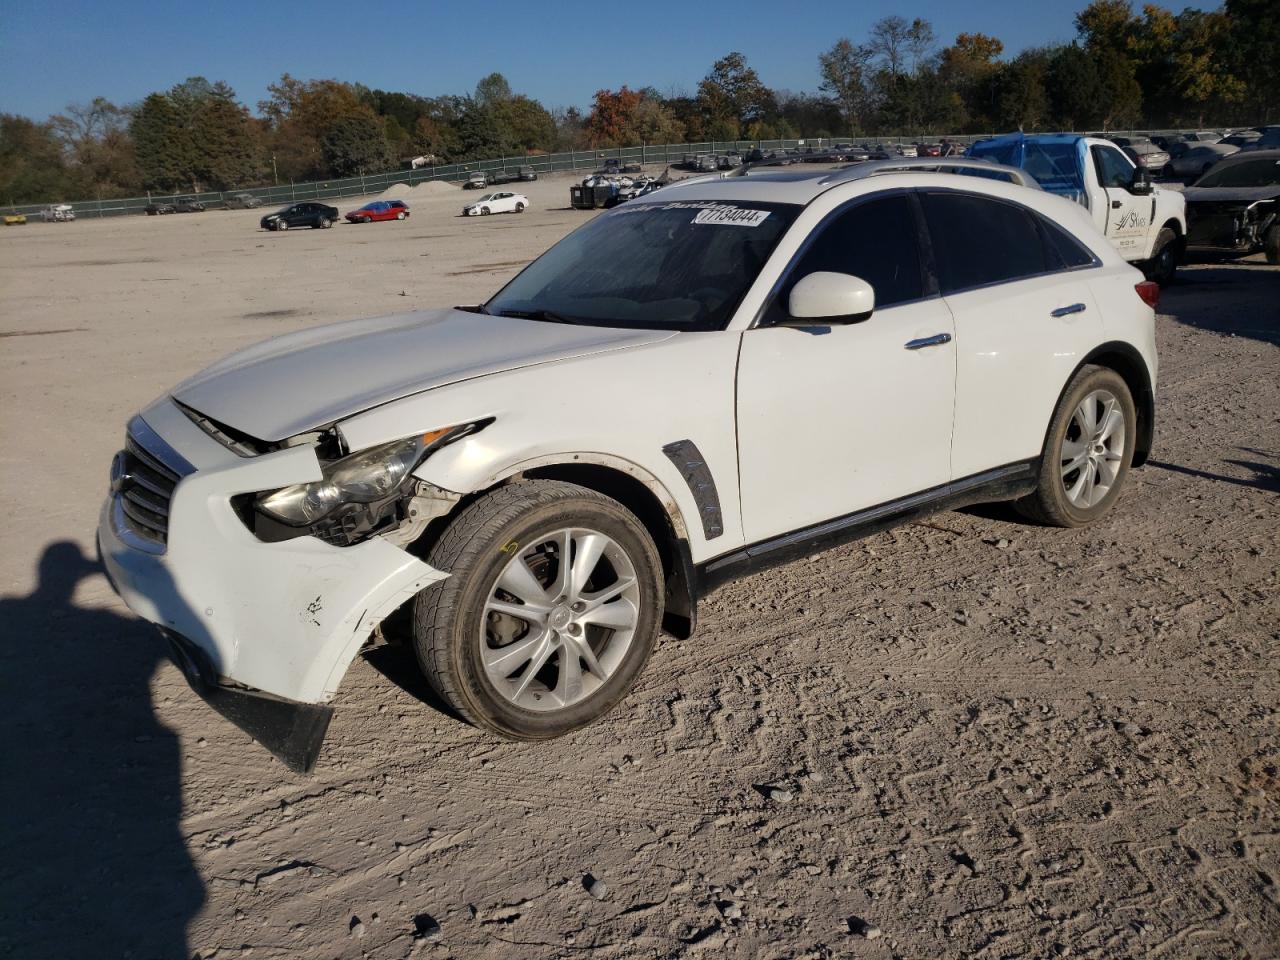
<box><xmin>1195</xmin><ymin>156</ymin><xmax>1280</xmax><ymax>188</ymax></box>
<box><xmin>485</xmin><ymin>199</ymin><xmax>799</xmax><ymax>332</ymax></box>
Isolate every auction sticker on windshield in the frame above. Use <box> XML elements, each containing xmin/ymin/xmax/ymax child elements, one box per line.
<box><xmin>692</xmin><ymin>206</ymin><xmax>771</xmax><ymax>226</ymax></box>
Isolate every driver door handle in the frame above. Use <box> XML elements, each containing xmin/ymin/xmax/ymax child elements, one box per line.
<box><xmin>904</xmin><ymin>333</ymin><xmax>952</xmax><ymax>350</ymax></box>
<box><xmin>1111</xmin><ymin>200</ymin><xmax>1123</xmax><ymax>208</ymax></box>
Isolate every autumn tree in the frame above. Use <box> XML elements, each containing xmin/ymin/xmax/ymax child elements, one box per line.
<box><xmin>819</xmin><ymin>39</ymin><xmax>874</xmax><ymax>134</ymax></box>
<box><xmin>938</xmin><ymin>33</ymin><xmax>1004</xmax><ymax>129</ymax></box>
<box><xmin>585</xmin><ymin>87</ymin><xmax>636</xmax><ymax>146</ymax></box>
<box><xmin>697</xmin><ymin>53</ymin><xmax>773</xmax><ymax>139</ymax></box>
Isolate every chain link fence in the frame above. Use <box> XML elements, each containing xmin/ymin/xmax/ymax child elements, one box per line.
<box><xmin>0</xmin><ymin>128</ymin><xmax>1245</xmax><ymax>220</ymax></box>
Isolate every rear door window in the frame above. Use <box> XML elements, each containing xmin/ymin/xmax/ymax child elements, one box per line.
<box><xmin>919</xmin><ymin>192</ymin><xmax>1048</xmax><ymax>293</ymax></box>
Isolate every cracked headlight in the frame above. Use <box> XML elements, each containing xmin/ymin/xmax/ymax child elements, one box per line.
<box><xmin>257</xmin><ymin>427</ymin><xmax>459</xmax><ymax>526</ymax></box>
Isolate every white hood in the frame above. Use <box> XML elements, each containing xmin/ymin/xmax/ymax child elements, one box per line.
<box><xmin>172</xmin><ymin>308</ymin><xmax>673</xmax><ymax>441</ymax></box>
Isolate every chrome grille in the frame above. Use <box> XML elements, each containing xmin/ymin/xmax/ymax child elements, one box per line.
<box><xmin>114</xmin><ymin>416</ymin><xmax>195</xmax><ymax>551</ymax></box>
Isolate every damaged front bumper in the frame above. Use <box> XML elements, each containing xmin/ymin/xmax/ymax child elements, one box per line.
<box><xmin>97</xmin><ymin>398</ymin><xmax>447</xmax><ymax>772</ymax></box>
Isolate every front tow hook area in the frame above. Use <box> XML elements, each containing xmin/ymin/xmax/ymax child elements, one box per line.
<box><xmin>162</xmin><ymin>630</ymin><xmax>333</xmax><ymax>773</ymax></box>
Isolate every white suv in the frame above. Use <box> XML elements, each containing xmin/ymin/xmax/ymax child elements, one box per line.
<box><xmin>100</xmin><ymin>161</ymin><xmax>1159</xmax><ymax>770</ymax></box>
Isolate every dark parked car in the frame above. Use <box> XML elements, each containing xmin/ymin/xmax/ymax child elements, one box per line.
<box><xmin>487</xmin><ymin>165</ymin><xmax>540</xmax><ymax>184</ymax></box>
<box><xmin>144</xmin><ymin>201</ymin><xmax>176</xmax><ymax>215</ymax></box>
<box><xmin>1241</xmin><ymin>126</ymin><xmax>1280</xmax><ymax>151</ymax></box>
<box><xmin>259</xmin><ymin>202</ymin><xmax>340</xmax><ymax>231</ymax></box>
<box><xmin>225</xmin><ymin>193</ymin><xmax>263</xmax><ymax>209</ymax></box>
<box><xmin>174</xmin><ymin>197</ymin><xmax>206</xmax><ymax>213</ymax></box>
<box><xmin>463</xmin><ymin>171</ymin><xmax>489</xmax><ymax>189</ymax></box>
<box><xmin>1182</xmin><ymin>149</ymin><xmax>1280</xmax><ymax>263</ymax></box>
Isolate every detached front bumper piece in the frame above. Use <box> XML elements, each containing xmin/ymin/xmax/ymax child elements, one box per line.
<box><xmin>164</xmin><ymin>629</ymin><xmax>333</xmax><ymax>773</ymax></box>
<box><xmin>98</xmin><ymin>398</ymin><xmax>448</xmax><ymax>771</ymax></box>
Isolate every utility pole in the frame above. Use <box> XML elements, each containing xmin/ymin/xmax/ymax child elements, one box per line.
<box><xmin>272</xmin><ymin>154</ymin><xmax>278</xmax><ymax>185</ymax></box>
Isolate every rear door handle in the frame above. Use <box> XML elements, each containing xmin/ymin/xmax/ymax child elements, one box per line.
<box><xmin>904</xmin><ymin>333</ymin><xmax>952</xmax><ymax>350</ymax></box>
<box><xmin>1050</xmin><ymin>303</ymin><xmax>1087</xmax><ymax>317</ymax></box>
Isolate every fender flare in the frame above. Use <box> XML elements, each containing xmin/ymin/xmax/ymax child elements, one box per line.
<box><xmin>1048</xmin><ymin>342</ymin><xmax>1156</xmax><ymax>467</ymax></box>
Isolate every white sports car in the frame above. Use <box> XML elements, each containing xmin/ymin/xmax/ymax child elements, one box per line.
<box><xmin>100</xmin><ymin>159</ymin><xmax>1158</xmax><ymax>771</ymax></box>
<box><xmin>462</xmin><ymin>192</ymin><xmax>528</xmax><ymax>216</ymax></box>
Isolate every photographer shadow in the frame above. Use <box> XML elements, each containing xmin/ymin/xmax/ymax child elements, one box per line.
<box><xmin>0</xmin><ymin>541</ymin><xmax>202</xmax><ymax>958</ymax></box>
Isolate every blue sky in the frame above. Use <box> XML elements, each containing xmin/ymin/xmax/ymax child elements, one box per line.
<box><xmin>1</xmin><ymin>0</ymin><xmax>1090</xmax><ymax>119</ymax></box>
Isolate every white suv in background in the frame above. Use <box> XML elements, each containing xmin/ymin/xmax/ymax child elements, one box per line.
<box><xmin>100</xmin><ymin>160</ymin><xmax>1158</xmax><ymax>771</ymax></box>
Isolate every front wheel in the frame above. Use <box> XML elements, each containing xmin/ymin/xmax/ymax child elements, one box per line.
<box><xmin>1017</xmin><ymin>366</ymin><xmax>1136</xmax><ymax>528</ymax></box>
<box><xmin>480</xmin><ymin>207</ymin><xmax>491</xmax><ymax>215</ymax></box>
<box><xmin>396</xmin><ymin>211</ymin><xmax>406</xmax><ymax>220</ymax></box>
<box><xmin>276</xmin><ymin>220</ymin><xmax>289</xmax><ymax>231</ymax></box>
<box><xmin>1143</xmin><ymin>227</ymin><xmax>1178</xmax><ymax>286</ymax></box>
<box><xmin>1265</xmin><ymin>225</ymin><xmax>1279</xmax><ymax>265</ymax></box>
<box><xmin>317</xmin><ymin>217</ymin><xmax>332</xmax><ymax>229</ymax></box>
<box><xmin>515</xmin><ymin>202</ymin><xmax>526</xmax><ymax>213</ymax></box>
<box><xmin>413</xmin><ymin>480</ymin><xmax>663</xmax><ymax>739</ymax></box>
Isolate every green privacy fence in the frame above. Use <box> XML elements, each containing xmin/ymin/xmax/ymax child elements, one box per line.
<box><xmin>0</xmin><ymin>128</ymin><xmax>1241</xmax><ymax>220</ymax></box>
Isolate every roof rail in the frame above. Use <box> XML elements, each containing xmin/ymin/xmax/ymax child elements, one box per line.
<box><xmin>722</xmin><ymin>155</ymin><xmax>1041</xmax><ymax>190</ymax></box>
<box><xmin>817</xmin><ymin>157</ymin><xmax>1043</xmax><ymax>189</ymax></box>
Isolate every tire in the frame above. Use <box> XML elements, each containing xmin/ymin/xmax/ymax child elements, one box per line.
<box><xmin>1266</xmin><ymin>225</ymin><xmax>1279</xmax><ymax>265</ymax></box>
<box><xmin>396</xmin><ymin>211</ymin><xmax>406</xmax><ymax>220</ymax></box>
<box><xmin>277</xmin><ymin>220</ymin><xmax>288</xmax><ymax>231</ymax></box>
<box><xmin>515</xmin><ymin>202</ymin><xmax>525</xmax><ymax>213</ymax></box>
<box><xmin>1143</xmin><ymin>227</ymin><xmax>1178</xmax><ymax>286</ymax></box>
<box><xmin>316</xmin><ymin>218</ymin><xmax>332</xmax><ymax>229</ymax></box>
<box><xmin>1016</xmin><ymin>366</ymin><xmax>1137</xmax><ymax>528</ymax></box>
<box><xmin>413</xmin><ymin>479</ymin><xmax>664</xmax><ymax>740</ymax></box>
<box><xmin>480</xmin><ymin>207</ymin><xmax>491</xmax><ymax>215</ymax></box>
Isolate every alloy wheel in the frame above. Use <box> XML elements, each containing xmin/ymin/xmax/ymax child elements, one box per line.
<box><xmin>1060</xmin><ymin>388</ymin><xmax>1126</xmax><ymax>508</ymax></box>
<box><xmin>480</xmin><ymin>527</ymin><xmax>640</xmax><ymax>712</ymax></box>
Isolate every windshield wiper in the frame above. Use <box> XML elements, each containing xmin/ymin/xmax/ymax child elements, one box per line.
<box><xmin>496</xmin><ymin>308</ymin><xmax>590</xmax><ymax>325</ymax></box>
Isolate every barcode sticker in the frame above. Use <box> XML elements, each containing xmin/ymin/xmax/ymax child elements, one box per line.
<box><xmin>692</xmin><ymin>207</ymin><xmax>770</xmax><ymax>227</ymax></box>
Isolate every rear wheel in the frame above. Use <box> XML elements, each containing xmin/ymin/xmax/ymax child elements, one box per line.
<box><xmin>1017</xmin><ymin>366</ymin><xmax>1136</xmax><ymax>528</ymax></box>
<box><xmin>413</xmin><ymin>480</ymin><xmax>663</xmax><ymax>739</ymax></box>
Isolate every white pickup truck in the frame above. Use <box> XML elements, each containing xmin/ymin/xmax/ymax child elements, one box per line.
<box><xmin>970</xmin><ymin>133</ymin><xmax>1186</xmax><ymax>284</ymax></box>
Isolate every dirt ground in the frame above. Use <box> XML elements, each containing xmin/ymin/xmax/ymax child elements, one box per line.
<box><xmin>1</xmin><ymin>171</ymin><xmax>1277</xmax><ymax>960</ymax></box>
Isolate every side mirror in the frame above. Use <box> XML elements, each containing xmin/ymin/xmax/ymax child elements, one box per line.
<box><xmin>785</xmin><ymin>272</ymin><xmax>875</xmax><ymax>324</ymax></box>
<box><xmin>1130</xmin><ymin>167</ymin><xmax>1154</xmax><ymax>195</ymax></box>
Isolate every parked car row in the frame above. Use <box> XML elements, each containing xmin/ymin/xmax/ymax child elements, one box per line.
<box><xmin>463</xmin><ymin>166</ymin><xmax>539</xmax><ymax>189</ymax></box>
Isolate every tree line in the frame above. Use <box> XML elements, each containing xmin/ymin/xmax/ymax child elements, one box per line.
<box><xmin>1</xmin><ymin>0</ymin><xmax>1274</xmax><ymax>205</ymax></box>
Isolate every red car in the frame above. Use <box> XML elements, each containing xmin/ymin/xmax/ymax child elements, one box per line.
<box><xmin>345</xmin><ymin>200</ymin><xmax>410</xmax><ymax>223</ymax></box>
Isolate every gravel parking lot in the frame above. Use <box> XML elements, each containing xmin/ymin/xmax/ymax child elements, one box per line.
<box><xmin>1</xmin><ymin>171</ymin><xmax>1277</xmax><ymax>959</ymax></box>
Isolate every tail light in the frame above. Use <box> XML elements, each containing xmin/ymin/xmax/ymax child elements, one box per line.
<box><xmin>1135</xmin><ymin>280</ymin><xmax>1161</xmax><ymax>308</ymax></box>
